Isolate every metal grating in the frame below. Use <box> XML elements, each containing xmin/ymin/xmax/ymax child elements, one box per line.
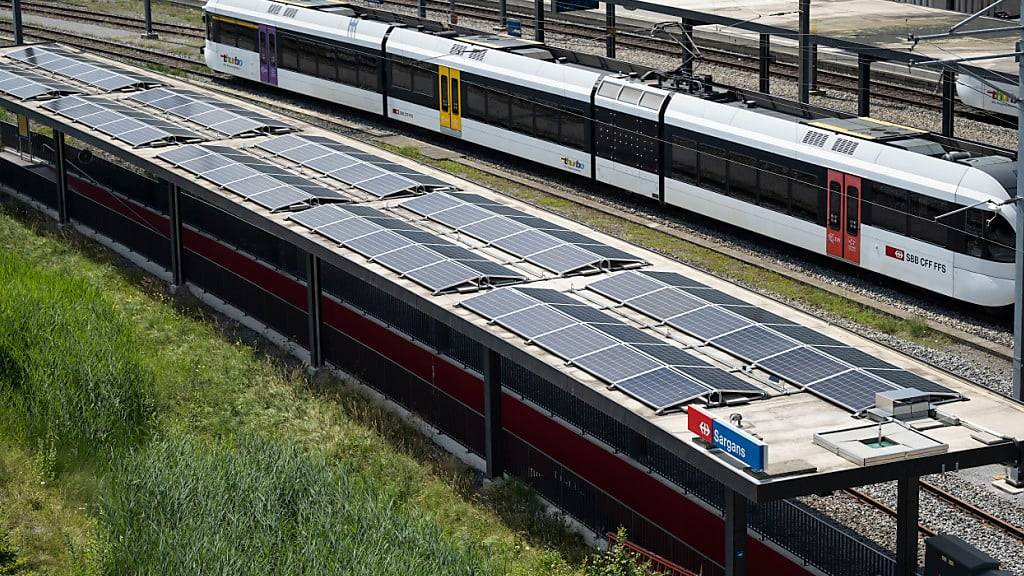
<box><xmin>0</xmin><ymin>62</ymin><xmax>82</xmax><ymax>100</ymax></box>
<box><xmin>403</xmin><ymin>192</ymin><xmax>645</xmax><ymax>276</ymax></box>
<box><xmin>129</xmin><ymin>87</ymin><xmax>294</xmax><ymax>137</ymax></box>
<box><xmin>158</xmin><ymin>144</ymin><xmax>349</xmax><ymax>211</ymax></box>
<box><xmin>41</xmin><ymin>95</ymin><xmax>202</xmax><ymax>147</ymax></box>
<box><xmin>288</xmin><ymin>204</ymin><xmax>524</xmax><ymax>293</ymax></box>
<box><xmin>258</xmin><ymin>134</ymin><xmax>451</xmax><ymax>198</ymax></box>
<box><xmin>6</xmin><ymin>44</ymin><xmax>161</xmax><ymax>92</ymax></box>
<box><xmin>460</xmin><ymin>287</ymin><xmax>764</xmax><ymax>413</ymax></box>
<box><xmin>587</xmin><ymin>270</ymin><xmax>960</xmax><ymax>413</ymax></box>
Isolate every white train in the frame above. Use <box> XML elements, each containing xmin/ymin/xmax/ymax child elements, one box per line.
<box><xmin>203</xmin><ymin>0</ymin><xmax>1018</xmax><ymax>306</ymax></box>
<box><xmin>957</xmin><ymin>73</ymin><xmax>1018</xmax><ymax>119</ymax></box>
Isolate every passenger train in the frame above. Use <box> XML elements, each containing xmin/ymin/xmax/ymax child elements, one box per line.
<box><xmin>202</xmin><ymin>0</ymin><xmax>1018</xmax><ymax>306</ymax></box>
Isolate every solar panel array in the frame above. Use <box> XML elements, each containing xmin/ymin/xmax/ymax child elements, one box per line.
<box><xmin>41</xmin><ymin>95</ymin><xmax>202</xmax><ymax>147</ymax></box>
<box><xmin>289</xmin><ymin>204</ymin><xmax>525</xmax><ymax>293</ymax></box>
<box><xmin>461</xmin><ymin>287</ymin><xmax>764</xmax><ymax>412</ymax></box>
<box><xmin>7</xmin><ymin>44</ymin><xmax>161</xmax><ymax>92</ymax></box>
<box><xmin>158</xmin><ymin>145</ymin><xmax>349</xmax><ymax>211</ymax></box>
<box><xmin>0</xmin><ymin>63</ymin><xmax>82</xmax><ymax>100</ymax></box>
<box><xmin>258</xmin><ymin>134</ymin><xmax>451</xmax><ymax>198</ymax></box>
<box><xmin>403</xmin><ymin>192</ymin><xmax>646</xmax><ymax>276</ymax></box>
<box><xmin>587</xmin><ymin>271</ymin><xmax>960</xmax><ymax>412</ymax></box>
<box><xmin>130</xmin><ymin>87</ymin><xmax>294</xmax><ymax>137</ymax></box>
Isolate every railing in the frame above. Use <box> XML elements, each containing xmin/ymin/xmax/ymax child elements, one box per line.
<box><xmin>606</xmin><ymin>532</ymin><xmax>701</xmax><ymax>576</ymax></box>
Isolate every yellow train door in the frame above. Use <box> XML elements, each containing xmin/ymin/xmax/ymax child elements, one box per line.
<box><xmin>438</xmin><ymin>66</ymin><xmax>462</xmax><ymax>135</ymax></box>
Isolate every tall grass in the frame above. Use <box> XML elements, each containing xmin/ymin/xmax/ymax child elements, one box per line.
<box><xmin>0</xmin><ymin>251</ymin><xmax>153</xmax><ymax>460</ymax></box>
<box><xmin>99</xmin><ymin>435</ymin><xmax>497</xmax><ymax>576</ymax></box>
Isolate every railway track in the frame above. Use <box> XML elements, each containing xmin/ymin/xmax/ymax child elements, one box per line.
<box><xmin>2</xmin><ymin>8</ymin><xmax>1023</xmax><ymax>562</ymax></box>
<box><xmin>0</xmin><ymin>0</ymin><xmax>205</xmax><ymax>40</ymax></box>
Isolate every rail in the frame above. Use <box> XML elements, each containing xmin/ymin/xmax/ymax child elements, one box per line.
<box><xmin>606</xmin><ymin>531</ymin><xmax>700</xmax><ymax>576</ymax></box>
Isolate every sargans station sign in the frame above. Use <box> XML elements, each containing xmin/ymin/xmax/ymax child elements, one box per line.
<box><xmin>687</xmin><ymin>405</ymin><xmax>767</xmax><ymax>472</ymax></box>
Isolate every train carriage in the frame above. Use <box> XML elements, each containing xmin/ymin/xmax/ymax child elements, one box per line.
<box><xmin>203</xmin><ymin>0</ymin><xmax>1018</xmax><ymax>307</ymax></box>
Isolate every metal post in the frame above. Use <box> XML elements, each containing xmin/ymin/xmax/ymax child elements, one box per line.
<box><xmin>418</xmin><ymin>0</ymin><xmax>426</xmax><ymax>19</ymax></box>
<box><xmin>759</xmin><ymin>33</ymin><xmax>771</xmax><ymax>93</ymax></box>
<box><xmin>55</xmin><ymin>131</ymin><xmax>69</xmax><ymax>225</ymax></box>
<box><xmin>534</xmin><ymin>0</ymin><xmax>544</xmax><ymax>42</ymax></box>
<box><xmin>724</xmin><ymin>488</ymin><xmax>748</xmax><ymax>576</ymax></box>
<box><xmin>810</xmin><ymin>42</ymin><xmax>819</xmax><ymax>92</ymax></box>
<box><xmin>306</xmin><ymin>253</ymin><xmax>323</xmax><ymax>369</ymax></box>
<box><xmin>168</xmin><ymin>183</ymin><xmax>184</xmax><ymax>288</ymax></box>
<box><xmin>941</xmin><ymin>69</ymin><xmax>955</xmax><ymax>137</ymax></box>
<box><xmin>798</xmin><ymin>0</ymin><xmax>811</xmax><ymax>104</ymax></box>
<box><xmin>141</xmin><ymin>0</ymin><xmax>158</xmax><ymax>39</ymax></box>
<box><xmin>858</xmin><ymin>54</ymin><xmax>872</xmax><ymax>116</ymax></box>
<box><xmin>483</xmin><ymin>348</ymin><xmax>503</xmax><ymax>479</ymax></box>
<box><xmin>681</xmin><ymin>19</ymin><xmax>694</xmax><ymax>77</ymax></box>
<box><xmin>12</xmin><ymin>0</ymin><xmax>23</xmax><ymax>45</ymax></box>
<box><xmin>1009</xmin><ymin>21</ymin><xmax>1024</xmax><ymax>488</ymax></box>
<box><xmin>606</xmin><ymin>2</ymin><xmax>616</xmax><ymax>59</ymax></box>
<box><xmin>895</xmin><ymin>477</ymin><xmax>920</xmax><ymax>576</ymax></box>
<box><xmin>498</xmin><ymin>0</ymin><xmax>507</xmax><ymax>27</ymax></box>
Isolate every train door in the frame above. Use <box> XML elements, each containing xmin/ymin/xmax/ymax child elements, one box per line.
<box><xmin>438</xmin><ymin>66</ymin><xmax>462</xmax><ymax>134</ymax></box>
<box><xmin>825</xmin><ymin>170</ymin><xmax>861</xmax><ymax>264</ymax></box>
<box><xmin>258</xmin><ymin>24</ymin><xmax>278</xmax><ymax>85</ymax></box>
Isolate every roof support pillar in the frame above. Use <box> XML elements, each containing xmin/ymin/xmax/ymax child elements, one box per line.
<box><xmin>418</xmin><ymin>0</ymin><xmax>426</xmax><ymax>19</ymax></box>
<box><xmin>498</xmin><ymin>0</ymin><xmax>506</xmax><ymax>26</ymax></box>
<box><xmin>606</xmin><ymin>2</ymin><xmax>616</xmax><ymax>59</ymax></box>
<box><xmin>895</xmin><ymin>476</ymin><xmax>920</xmax><ymax>576</ymax></box>
<box><xmin>810</xmin><ymin>42</ymin><xmax>819</xmax><ymax>92</ymax></box>
<box><xmin>167</xmin><ymin>183</ymin><xmax>184</xmax><ymax>289</ymax></box>
<box><xmin>483</xmin><ymin>348</ymin><xmax>504</xmax><ymax>479</ymax></box>
<box><xmin>681</xmin><ymin>19</ymin><xmax>694</xmax><ymax>77</ymax></box>
<box><xmin>858</xmin><ymin>54</ymin><xmax>872</xmax><ymax>116</ymax></box>
<box><xmin>12</xmin><ymin>0</ymin><xmax>23</xmax><ymax>46</ymax></box>
<box><xmin>941</xmin><ymin>69</ymin><xmax>955</xmax><ymax>137</ymax></box>
<box><xmin>759</xmin><ymin>33</ymin><xmax>771</xmax><ymax>93</ymax></box>
<box><xmin>798</xmin><ymin>0</ymin><xmax>811</xmax><ymax>104</ymax></box>
<box><xmin>724</xmin><ymin>487</ymin><xmax>748</xmax><ymax>576</ymax></box>
<box><xmin>306</xmin><ymin>253</ymin><xmax>323</xmax><ymax>369</ymax></box>
<box><xmin>141</xmin><ymin>0</ymin><xmax>158</xmax><ymax>39</ymax></box>
<box><xmin>534</xmin><ymin>0</ymin><xmax>544</xmax><ymax>43</ymax></box>
<box><xmin>55</xmin><ymin>130</ymin><xmax>69</xmax><ymax>226</ymax></box>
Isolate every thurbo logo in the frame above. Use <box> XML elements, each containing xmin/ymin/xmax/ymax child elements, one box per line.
<box><xmin>560</xmin><ymin>157</ymin><xmax>584</xmax><ymax>171</ymax></box>
<box><xmin>220</xmin><ymin>54</ymin><xmax>243</xmax><ymax>67</ymax></box>
<box><xmin>990</xmin><ymin>88</ymin><xmax>1012</xmax><ymax>104</ymax></box>
<box><xmin>698</xmin><ymin>421</ymin><xmax>711</xmax><ymax>438</ymax></box>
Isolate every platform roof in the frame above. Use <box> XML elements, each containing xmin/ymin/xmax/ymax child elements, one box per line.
<box><xmin>598</xmin><ymin>0</ymin><xmax>1019</xmax><ymax>82</ymax></box>
<box><xmin>0</xmin><ymin>44</ymin><xmax>1021</xmax><ymax>503</ymax></box>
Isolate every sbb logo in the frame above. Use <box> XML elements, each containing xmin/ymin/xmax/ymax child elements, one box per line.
<box><xmin>885</xmin><ymin>245</ymin><xmax>905</xmax><ymax>261</ymax></box>
<box><xmin>688</xmin><ymin>405</ymin><xmax>714</xmax><ymax>445</ymax></box>
<box><xmin>698</xmin><ymin>421</ymin><xmax>711</xmax><ymax>438</ymax></box>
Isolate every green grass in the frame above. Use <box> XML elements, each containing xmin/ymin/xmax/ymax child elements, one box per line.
<box><xmin>0</xmin><ymin>201</ymin><xmax>661</xmax><ymax>575</ymax></box>
<box><xmin>377</xmin><ymin>143</ymin><xmax>946</xmax><ymax>347</ymax></box>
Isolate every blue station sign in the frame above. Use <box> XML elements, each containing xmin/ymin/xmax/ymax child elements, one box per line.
<box><xmin>507</xmin><ymin>18</ymin><xmax>522</xmax><ymax>37</ymax></box>
<box><xmin>688</xmin><ymin>406</ymin><xmax>768</xmax><ymax>471</ymax></box>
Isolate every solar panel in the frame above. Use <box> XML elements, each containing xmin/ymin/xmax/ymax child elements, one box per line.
<box><xmin>676</xmin><ymin>366</ymin><xmax>763</xmax><ymax>394</ymax></box>
<box><xmin>668</xmin><ymin>307</ymin><xmax>751</xmax><ymax>340</ymax></box>
<box><xmin>588</xmin><ymin>272</ymin><xmax>664</xmax><ymax>301</ymax></box>
<box><xmin>712</xmin><ymin>326</ymin><xmax>799</xmax><ymax>362</ymax></box>
<box><xmin>258</xmin><ymin>134</ymin><xmax>448</xmax><ymax>197</ymax></box>
<box><xmin>756</xmin><ymin>347</ymin><xmax>849</xmax><ymax>386</ymax></box>
<box><xmin>7</xmin><ymin>44</ymin><xmax>160</xmax><ymax>92</ymax></box>
<box><xmin>615</xmin><ymin>368</ymin><xmax>710</xmax><ymax>412</ymax></box>
<box><xmin>866</xmin><ymin>368</ymin><xmax>959</xmax><ymax>397</ymax></box>
<box><xmin>641</xmin><ymin>270</ymin><xmax>707</xmax><ymax>288</ymax></box>
<box><xmin>402</xmin><ymin>192</ymin><xmax>645</xmax><ymax>275</ymax></box>
<box><xmin>808</xmin><ymin>371</ymin><xmax>900</xmax><ymax>412</ymax></box>
<box><xmin>129</xmin><ymin>87</ymin><xmax>293</xmax><ymax>137</ymax></box>
<box><xmin>460</xmin><ymin>287</ymin><xmax>765</xmax><ymax>408</ymax></box>
<box><xmin>723</xmin><ymin>306</ymin><xmax>798</xmax><ymax>326</ymax></box>
<box><xmin>42</xmin><ymin>95</ymin><xmax>201</xmax><ymax>147</ymax></box>
<box><xmin>769</xmin><ymin>324</ymin><xmax>844</xmax><ymax>346</ymax></box>
<box><xmin>287</xmin><ymin>204</ymin><xmax>524</xmax><ymax>293</ymax></box>
<box><xmin>678</xmin><ymin>287</ymin><xmax>749</xmax><ymax>307</ymax></box>
<box><xmin>0</xmin><ymin>63</ymin><xmax>82</xmax><ymax>100</ymax></box>
<box><xmin>628</xmin><ymin>288</ymin><xmax>706</xmax><ymax>319</ymax></box>
<box><xmin>814</xmin><ymin>345</ymin><xmax>895</xmax><ymax>369</ymax></box>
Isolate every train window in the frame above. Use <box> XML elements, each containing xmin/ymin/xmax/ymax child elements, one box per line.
<box><xmin>597</xmin><ymin>81</ymin><xmax>621</xmax><ymax>99</ymax></box>
<box><xmin>488</xmin><ymin>91</ymin><xmax>511</xmax><ymax>128</ymax></box>
<box><xmin>700</xmin><ymin>147</ymin><xmax>728</xmax><ymax>193</ymax></box>
<box><xmin>670</xmin><ymin>137</ymin><xmax>699</xmax><ymax>183</ymax></box>
<box><xmin>412</xmin><ymin>66</ymin><xmax>435</xmax><ymax>98</ymax></box>
<box><xmin>535</xmin><ymin>101</ymin><xmax>559</xmax><ymax>141</ymax></box>
<box><xmin>965</xmin><ymin>209</ymin><xmax>987</xmax><ymax>259</ymax></box>
<box><xmin>618</xmin><ymin>86</ymin><xmax>643</xmax><ymax>105</ymax></box>
<box><xmin>299</xmin><ymin>43</ymin><xmax>318</xmax><ymax>76</ymax></box>
<box><xmin>985</xmin><ymin>214</ymin><xmax>1016</xmax><ymax>262</ymax></box>
<box><xmin>358</xmin><ymin>54</ymin><xmax>378</xmax><ymax>91</ymax></box>
<box><xmin>909</xmin><ymin>195</ymin><xmax>955</xmax><ymax>247</ymax></box>
<box><xmin>279</xmin><ymin>35</ymin><xmax>298</xmax><ymax>70</ymax></box>
<box><xmin>450</xmin><ymin>79</ymin><xmax>460</xmax><ymax>114</ymax></box>
<box><xmin>729</xmin><ymin>153</ymin><xmax>758</xmax><ymax>204</ymax></box>
<box><xmin>560</xmin><ymin>109</ymin><xmax>585</xmax><ymax>150</ymax></box>
<box><xmin>871</xmin><ymin>183</ymin><xmax>908</xmax><ymax>234</ymax></box>
<box><xmin>758</xmin><ymin>162</ymin><xmax>790</xmax><ymax>214</ymax></box>
<box><xmin>827</xmin><ymin>181</ymin><xmax>842</xmax><ymax>231</ymax></box>
<box><xmin>392</xmin><ymin>62</ymin><xmax>412</xmax><ymax>92</ymax></box>
<box><xmin>846</xmin><ymin>185</ymin><xmax>859</xmax><ymax>236</ymax></box>
<box><xmin>236</xmin><ymin>25</ymin><xmax>257</xmax><ymax>52</ymax></box>
<box><xmin>337</xmin><ymin>49</ymin><xmax>358</xmax><ymax>86</ymax></box>
<box><xmin>511</xmin><ymin>97</ymin><xmax>533</xmax><ymax>133</ymax></box>
<box><xmin>465</xmin><ymin>83</ymin><xmax>486</xmax><ymax>118</ymax></box>
<box><xmin>790</xmin><ymin>172</ymin><xmax>818</xmax><ymax>222</ymax></box>
<box><xmin>318</xmin><ymin>47</ymin><xmax>337</xmax><ymax>81</ymax></box>
<box><xmin>440</xmin><ymin>75</ymin><xmax>449</xmax><ymax>112</ymax></box>
<box><xmin>639</xmin><ymin>92</ymin><xmax>664</xmax><ymax>110</ymax></box>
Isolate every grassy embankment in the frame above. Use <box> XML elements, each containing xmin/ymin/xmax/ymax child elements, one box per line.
<box><xmin>0</xmin><ymin>201</ymin><xmax>661</xmax><ymax>575</ymax></box>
